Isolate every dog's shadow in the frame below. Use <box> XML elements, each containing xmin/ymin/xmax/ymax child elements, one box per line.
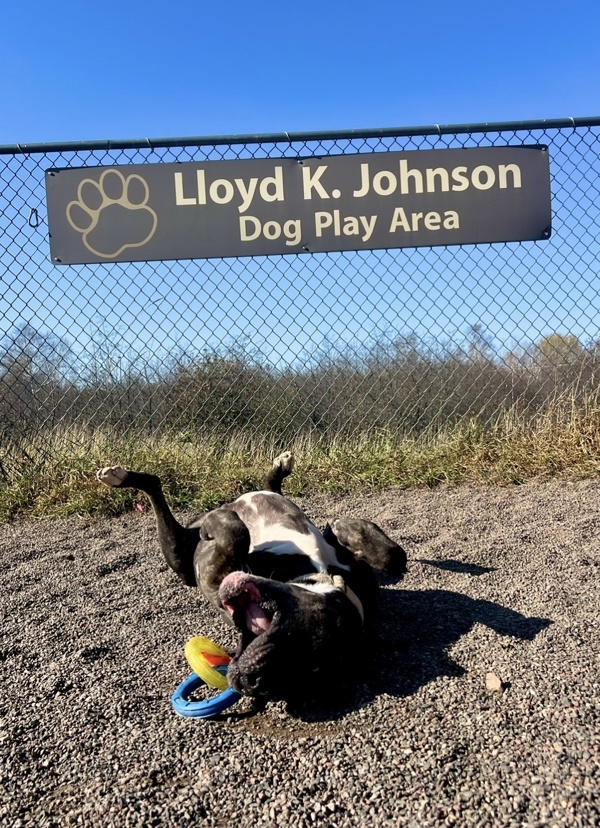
<box><xmin>416</xmin><ymin>558</ymin><xmax>497</xmax><ymax>576</ymax></box>
<box><xmin>287</xmin><ymin>582</ymin><xmax>552</xmax><ymax>722</ymax></box>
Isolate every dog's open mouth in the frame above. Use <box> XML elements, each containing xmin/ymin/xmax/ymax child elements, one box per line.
<box><xmin>218</xmin><ymin>572</ymin><xmax>285</xmax><ymax>696</ymax></box>
<box><xmin>219</xmin><ymin>573</ymin><xmax>274</xmax><ymax>648</ymax></box>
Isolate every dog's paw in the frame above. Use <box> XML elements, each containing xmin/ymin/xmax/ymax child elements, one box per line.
<box><xmin>96</xmin><ymin>466</ymin><xmax>129</xmax><ymax>487</ymax></box>
<box><xmin>272</xmin><ymin>451</ymin><xmax>295</xmax><ymax>475</ymax></box>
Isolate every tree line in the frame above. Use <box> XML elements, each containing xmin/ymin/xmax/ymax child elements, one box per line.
<box><xmin>1</xmin><ymin>322</ymin><xmax>599</xmax><ymax>445</ymax></box>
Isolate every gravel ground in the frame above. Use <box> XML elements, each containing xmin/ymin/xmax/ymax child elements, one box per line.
<box><xmin>1</xmin><ymin>477</ymin><xmax>599</xmax><ymax>827</ymax></box>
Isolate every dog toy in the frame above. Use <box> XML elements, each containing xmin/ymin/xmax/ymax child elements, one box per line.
<box><xmin>171</xmin><ymin>636</ymin><xmax>241</xmax><ymax>719</ymax></box>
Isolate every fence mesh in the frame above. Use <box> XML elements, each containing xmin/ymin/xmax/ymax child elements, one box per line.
<box><xmin>1</xmin><ymin>119</ymin><xmax>600</xmax><ymax>474</ymax></box>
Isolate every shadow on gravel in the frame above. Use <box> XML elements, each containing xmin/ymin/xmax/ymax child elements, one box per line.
<box><xmin>374</xmin><ymin>588</ymin><xmax>552</xmax><ymax>696</ymax></box>
<box><xmin>287</xmin><ymin>587</ymin><xmax>552</xmax><ymax>722</ymax></box>
<box><xmin>417</xmin><ymin>558</ymin><xmax>497</xmax><ymax>576</ymax></box>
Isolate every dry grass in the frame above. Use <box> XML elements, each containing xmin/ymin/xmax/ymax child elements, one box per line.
<box><xmin>1</xmin><ymin>392</ymin><xmax>600</xmax><ymax>520</ymax></box>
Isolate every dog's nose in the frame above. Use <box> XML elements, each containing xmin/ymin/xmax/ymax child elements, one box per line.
<box><xmin>238</xmin><ymin>669</ymin><xmax>268</xmax><ymax>697</ymax></box>
<box><xmin>246</xmin><ymin>674</ymin><xmax>260</xmax><ymax>691</ymax></box>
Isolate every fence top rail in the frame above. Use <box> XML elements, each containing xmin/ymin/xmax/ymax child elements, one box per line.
<box><xmin>2</xmin><ymin>115</ymin><xmax>600</xmax><ymax>157</ymax></box>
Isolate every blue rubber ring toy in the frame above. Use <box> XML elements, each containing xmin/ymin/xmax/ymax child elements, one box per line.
<box><xmin>171</xmin><ymin>667</ymin><xmax>241</xmax><ymax>719</ymax></box>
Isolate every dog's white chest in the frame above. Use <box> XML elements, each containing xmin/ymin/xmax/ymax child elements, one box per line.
<box><xmin>232</xmin><ymin>492</ymin><xmax>345</xmax><ymax>572</ymax></box>
<box><xmin>251</xmin><ymin>521</ymin><xmax>340</xmax><ymax>571</ymax></box>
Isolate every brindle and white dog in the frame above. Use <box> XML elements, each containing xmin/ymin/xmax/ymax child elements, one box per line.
<box><xmin>97</xmin><ymin>453</ymin><xmax>406</xmax><ymax>701</ymax></box>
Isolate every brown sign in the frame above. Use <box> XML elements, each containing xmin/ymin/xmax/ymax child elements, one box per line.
<box><xmin>45</xmin><ymin>146</ymin><xmax>551</xmax><ymax>264</ymax></box>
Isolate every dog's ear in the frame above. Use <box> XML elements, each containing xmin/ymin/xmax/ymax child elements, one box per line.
<box><xmin>328</xmin><ymin>518</ymin><xmax>407</xmax><ymax>578</ymax></box>
<box><xmin>193</xmin><ymin>511</ymin><xmax>251</xmax><ymax>607</ymax></box>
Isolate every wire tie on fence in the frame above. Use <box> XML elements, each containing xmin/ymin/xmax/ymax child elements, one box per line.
<box><xmin>430</xmin><ymin>124</ymin><xmax>443</xmax><ymax>145</ymax></box>
<box><xmin>28</xmin><ymin>208</ymin><xmax>39</xmax><ymax>228</ymax></box>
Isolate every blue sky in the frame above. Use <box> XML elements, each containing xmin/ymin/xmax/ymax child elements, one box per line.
<box><xmin>1</xmin><ymin>0</ymin><xmax>598</xmax><ymax>145</ymax></box>
<box><xmin>1</xmin><ymin>1</ymin><xmax>599</xmax><ymax>375</ymax></box>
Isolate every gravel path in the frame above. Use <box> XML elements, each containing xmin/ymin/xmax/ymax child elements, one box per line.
<box><xmin>1</xmin><ymin>478</ymin><xmax>599</xmax><ymax>827</ymax></box>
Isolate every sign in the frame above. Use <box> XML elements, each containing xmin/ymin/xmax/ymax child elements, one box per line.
<box><xmin>45</xmin><ymin>146</ymin><xmax>551</xmax><ymax>264</ymax></box>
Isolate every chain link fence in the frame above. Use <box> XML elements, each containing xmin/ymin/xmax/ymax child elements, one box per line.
<box><xmin>1</xmin><ymin>118</ymin><xmax>600</xmax><ymax>473</ymax></box>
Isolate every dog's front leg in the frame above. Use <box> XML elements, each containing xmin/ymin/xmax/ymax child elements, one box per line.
<box><xmin>96</xmin><ymin>467</ymin><xmax>199</xmax><ymax>586</ymax></box>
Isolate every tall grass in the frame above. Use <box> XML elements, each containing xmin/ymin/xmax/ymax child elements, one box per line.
<box><xmin>1</xmin><ymin>390</ymin><xmax>599</xmax><ymax>520</ymax></box>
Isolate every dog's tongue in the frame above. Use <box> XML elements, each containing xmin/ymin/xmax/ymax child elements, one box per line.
<box><xmin>246</xmin><ymin>602</ymin><xmax>271</xmax><ymax>635</ymax></box>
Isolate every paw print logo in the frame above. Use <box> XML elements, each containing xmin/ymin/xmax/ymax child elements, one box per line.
<box><xmin>66</xmin><ymin>169</ymin><xmax>158</xmax><ymax>259</ymax></box>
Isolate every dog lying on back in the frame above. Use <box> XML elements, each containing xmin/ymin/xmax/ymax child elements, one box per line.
<box><xmin>97</xmin><ymin>452</ymin><xmax>406</xmax><ymax>701</ymax></box>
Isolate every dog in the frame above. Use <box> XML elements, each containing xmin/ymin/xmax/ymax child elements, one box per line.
<box><xmin>96</xmin><ymin>452</ymin><xmax>406</xmax><ymax>701</ymax></box>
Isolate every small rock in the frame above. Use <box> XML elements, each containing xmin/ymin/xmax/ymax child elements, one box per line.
<box><xmin>485</xmin><ymin>672</ymin><xmax>504</xmax><ymax>693</ymax></box>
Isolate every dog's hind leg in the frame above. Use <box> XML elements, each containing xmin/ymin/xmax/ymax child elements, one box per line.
<box><xmin>325</xmin><ymin>518</ymin><xmax>407</xmax><ymax>578</ymax></box>
<box><xmin>262</xmin><ymin>451</ymin><xmax>295</xmax><ymax>494</ymax></box>
<box><xmin>96</xmin><ymin>466</ymin><xmax>199</xmax><ymax>586</ymax></box>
